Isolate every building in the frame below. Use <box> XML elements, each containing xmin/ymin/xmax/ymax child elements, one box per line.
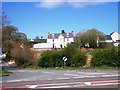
<box><xmin>105</xmin><ymin>31</ymin><xmax>120</xmax><ymax>46</ymax></box>
<box><xmin>105</xmin><ymin>35</ymin><xmax>113</xmax><ymax>43</ymax></box>
<box><xmin>47</xmin><ymin>32</ymin><xmax>74</xmax><ymax>48</ymax></box>
<box><xmin>32</xmin><ymin>31</ymin><xmax>74</xmax><ymax>51</ymax></box>
<box><xmin>33</xmin><ymin>43</ymin><xmax>53</xmax><ymax>51</ymax></box>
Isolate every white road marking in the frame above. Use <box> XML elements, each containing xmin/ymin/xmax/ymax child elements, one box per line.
<box><xmin>85</xmin><ymin>73</ymin><xmax>106</xmax><ymax>74</ymax></box>
<box><xmin>56</xmin><ymin>78</ymin><xmax>69</xmax><ymax>80</ymax></box>
<box><xmin>64</xmin><ymin>73</ymin><xmax>80</xmax><ymax>77</ymax></box>
<box><xmin>6</xmin><ymin>79</ymin><xmax>29</xmax><ymax>83</ymax></box>
<box><xmin>77</xmin><ymin>72</ymin><xmax>106</xmax><ymax>74</ymax></box>
<box><xmin>28</xmin><ymin>85</ymin><xmax>38</xmax><ymax>88</ymax></box>
<box><xmin>101</xmin><ymin>74</ymin><xmax>119</xmax><ymax>77</ymax></box>
<box><xmin>73</xmin><ymin>76</ymin><xmax>96</xmax><ymax>78</ymax></box>
<box><xmin>40</xmin><ymin>85</ymin><xmax>71</xmax><ymax>88</ymax></box>
<box><xmin>42</xmin><ymin>72</ymin><xmax>54</xmax><ymax>74</ymax></box>
<box><xmin>84</xmin><ymin>82</ymin><xmax>92</xmax><ymax>86</ymax></box>
<box><xmin>73</xmin><ymin>74</ymin><xmax>119</xmax><ymax>79</ymax></box>
<box><xmin>85</xmin><ymin>80</ymin><xmax>119</xmax><ymax>86</ymax></box>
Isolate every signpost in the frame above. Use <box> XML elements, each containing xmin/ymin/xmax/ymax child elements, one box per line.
<box><xmin>63</xmin><ymin>56</ymin><xmax>67</xmax><ymax>68</ymax></box>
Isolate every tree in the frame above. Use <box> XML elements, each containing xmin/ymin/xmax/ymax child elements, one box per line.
<box><xmin>41</xmin><ymin>36</ymin><xmax>43</xmax><ymax>39</ymax></box>
<box><xmin>2</xmin><ymin>12</ymin><xmax>11</xmax><ymax>27</ymax></box>
<box><xmin>75</xmin><ymin>29</ymin><xmax>105</xmax><ymax>48</ymax></box>
<box><xmin>11</xmin><ymin>42</ymin><xmax>34</xmax><ymax>67</ymax></box>
<box><xmin>2</xmin><ymin>26</ymin><xmax>18</xmax><ymax>53</ymax></box>
<box><xmin>2</xmin><ymin>13</ymin><xmax>28</xmax><ymax>62</ymax></box>
<box><xmin>14</xmin><ymin>32</ymin><xmax>27</xmax><ymax>40</ymax></box>
<box><xmin>61</xmin><ymin>30</ymin><xmax>65</xmax><ymax>33</ymax></box>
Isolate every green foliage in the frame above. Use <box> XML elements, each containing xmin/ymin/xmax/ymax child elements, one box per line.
<box><xmin>70</xmin><ymin>51</ymin><xmax>86</xmax><ymax>67</ymax></box>
<box><xmin>38</xmin><ymin>43</ymin><xmax>86</xmax><ymax>68</ymax></box>
<box><xmin>62</xmin><ymin>44</ymin><xmax>78</xmax><ymax>66</ymax></box>
<box><xmin>91</xmin><ymin>46</ymin><xmax>119</xmax><ymax>67</ymax></box>
<box><xmin>38</xmin><ymin>50</ymin><xmax>63</xmax><ymax>67</ymax></box>
<box><xmin>0</xmin><ymin>70</ymin><xmax>13</xmax><ymax>74</ymax></box>
<box><xmin>75</xmin><ymin>29</ymin><xmax>105</xmax><ymax>48</ymax></box>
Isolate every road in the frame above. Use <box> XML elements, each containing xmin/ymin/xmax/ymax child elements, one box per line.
<box><xmin>1</xmin><ymin>69</ymin><xmax>120</xmax><ymax>89</ymax></box>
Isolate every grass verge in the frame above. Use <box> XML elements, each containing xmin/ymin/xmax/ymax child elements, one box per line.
<box><xmin>0</xmin><ymin>70</ymin><xmax>14</xmax><ymax>75</ymax></box>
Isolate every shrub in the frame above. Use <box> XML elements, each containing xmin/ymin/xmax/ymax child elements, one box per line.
<box><xmin>91</xmin><ymin>46</ymin><xmax>119</xmax><ymax>67</ymax></box>
<box><xmin>38</xmin><ymin>43</ymin><xmax>87</xmax><ymax>68</ymax></box>
<box><xmin>70</xmin><ymin>51</ymin><xmax>86</xmax><ymax>67</ymax></box>
<box><xmin>38</xmin><ymin>50</ymin><xmax>63</xmax><ymax>68</ymax></box>
<box><xmin>11</xmin><ymin>43</ymin><xmax>34</xmax><ymax>67</ymax></box>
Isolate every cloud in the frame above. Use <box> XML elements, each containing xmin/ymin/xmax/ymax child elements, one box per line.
<box><xmin>34</xmin><ymin>0</ymin><xmax>118</xmax><ymax>9</ymax></box>
<box><xmin>35</xmin><ymin>0</ymin><xmax>63</xmax><ymax>9</ymax></box>
<box><xmin>67</xmin><ymin>2</ymin><xmax>101</xmax><ymax>8</ymax></box>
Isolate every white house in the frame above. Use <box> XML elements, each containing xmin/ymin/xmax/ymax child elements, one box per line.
<box><xmin>32</xmin><ymin>32</ymin><xmax>74</xmax><ymax>51</ymax></box>
<box><xmin>110</xmin><ymin>32</ymin><xmax>120</xmax><ymax>46</ymax></box>
<box><xmin>105</xmin><ymin>31</ymin><xmax>120</xmax><ymax>46</ymax></box>
<box><xmin>47</xmin><ymin>32</ymin><xmax>74</xmax><ymax>48</ymax></box>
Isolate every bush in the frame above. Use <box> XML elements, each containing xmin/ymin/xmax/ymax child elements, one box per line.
<box><xmin>91</xmin><ymin>46</ymin><xmax>119</xmax><ymax>67</ymax></box>
<box><xmin>62</xmin><ymin>43</ymin><xmax>78</xmax><ymax>66</ymax></box>
<box><xmin>38</xmin><ymin>43</ymin><xmax>86</xmax><ymax>68</ymax></box>
<box><xmin>70</xmin><ymin>51</ymin><xmax>86</xmax><ymax>67</ymax></box>
<box><xmin>38</xmin><ymin>50</ymin><xmax>63</xmax><ymax>68</ymax></box>
<box><xmin>11</xmin><ymin>43</ymin><xmax>34</xmax><ymax>67</ymax></box>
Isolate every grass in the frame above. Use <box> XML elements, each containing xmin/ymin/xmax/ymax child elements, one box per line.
<box><xmin>0</xmin><ymin>70</ymin><xmax>14</xmax><ymax>75</ymax></box>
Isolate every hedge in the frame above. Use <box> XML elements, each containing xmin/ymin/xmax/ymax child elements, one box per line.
<box><xmin>91</xmin><ymin>46</ymin><xmax>119</xmax><ymax>67</ymax></box>
<box><xmin>38</xmin><ymin>43</ymin><xmax>86</xmax><ymax>67</ymax></box>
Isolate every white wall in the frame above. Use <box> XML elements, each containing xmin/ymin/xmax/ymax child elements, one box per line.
<box><xmin>47</xmin><ymin>35</ymin><xmax>74</xmax><ymax>48</ymax></box>
<box><xmin>111</xmin><ymin>32</ymin><xmax>120</xmax><ymax>42</ymax></box>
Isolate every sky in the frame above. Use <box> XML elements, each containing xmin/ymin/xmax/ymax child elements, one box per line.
<box><xmin>2</xmin><ymin>1</ymin><xmax>118</xmax><ymax>39</ymax></box>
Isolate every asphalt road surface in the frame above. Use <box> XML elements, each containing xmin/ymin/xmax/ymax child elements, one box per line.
<box><xmin>1</xmin><ymin>69</ymin><xmax>120</xmax><ymax>89</ymax></box>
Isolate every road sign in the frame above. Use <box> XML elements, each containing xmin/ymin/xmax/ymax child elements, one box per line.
<box><xmin>63</xmin><ymin>56</ymin><xmax>67</xmax><ymax>62</ymax></box>
<box><xmin>63</xmin><ymin>56</ymin><xmax>67</xmax><ymax>68</ymax></box>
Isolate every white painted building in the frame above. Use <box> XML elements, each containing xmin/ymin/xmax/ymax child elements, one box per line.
<box><xmin>47</xmin><ymin>32</ymin><xmax>74</xmax><ymax>48</ymax></box>
<box><xmin>105</xmin><ymin>31</ymin><xmax>120</xmax><ymax>46</ymax></box>
<box><xmin>110</xmin><ymin>32</ymin><xmax>120</xmax><ymax>46</ymax></box>
<box><xmin>110</xmin><ymin>32</ymin><xmax>120</xmax><ymax>42</ymax></box>
<box><xmin>33</xmin><ymin>43</ymin><xmax>53</xmax><ymax>51</ymax></box>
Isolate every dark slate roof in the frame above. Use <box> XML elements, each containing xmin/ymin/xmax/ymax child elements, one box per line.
<box><xmin>48</xmin><ymin>33</ymin><xmax>74</xmax><ymax>39</ymax></box>
<box><xmin>105</xmin><ymin>35</ymin><xmax>112</xmax><ymax>40</ymax></box>
<box><xmin>110</xmin><ymin>31</ymin><xmax>115</xmax><ymax>35</ymax></box>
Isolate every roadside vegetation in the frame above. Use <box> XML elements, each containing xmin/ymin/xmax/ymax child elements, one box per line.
<box><xmin>1</xmin><ymin>13</ymin><xmax>119</xmax><ymax>69</ymax></box>
<box><xmin>91</xmin><ymin>46</ymin><xmax>119</xmax><ymax>68</ymax></box>
<box><xmin>0</xmin><ymin>70</ymin><xmax>13</xmax><ymax>75</ymax></box>
<box><xmin>38</xmin><ymin>43</ymin><xmax>86</xmax><ymax>68</ymax></box>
